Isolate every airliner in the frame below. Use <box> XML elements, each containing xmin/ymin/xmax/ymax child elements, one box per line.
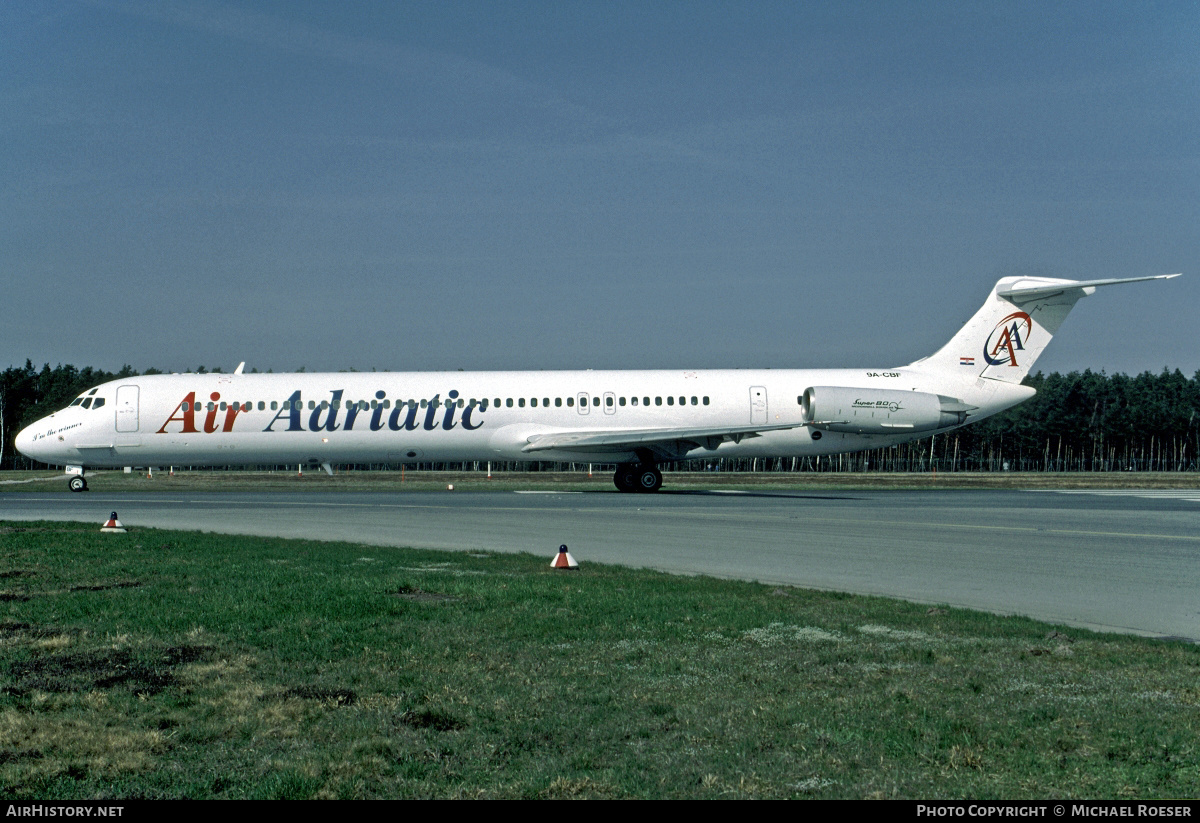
<box><xmin>16</xmin><ymin>274</ymin><xmax>1178</xmax><ymax>493</ymax></box>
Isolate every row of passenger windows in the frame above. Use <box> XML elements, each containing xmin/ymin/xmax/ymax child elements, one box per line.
<box><xmin>180</xmin><ymin>396</ymin><xmax>712</xmax><ymax>412</ymax></box>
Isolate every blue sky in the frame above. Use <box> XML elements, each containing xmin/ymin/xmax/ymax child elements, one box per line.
<box><xmin>3</xmin><ymin>0</ymin><xmax>1196</xmax><ymax>375</ymax></box>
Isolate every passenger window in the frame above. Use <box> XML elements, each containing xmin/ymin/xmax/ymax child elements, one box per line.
<box><xmin>606</xmin><ymin>396</ymin><xmax>613</xmax><ymax>406</ymax></box>
<box><xmin>691</xmin><ymin>396</ymin><xmax>697</xmax><ymax>405</ymax></box>
<box><xmin>481</xmin><ymin>399</ymin><xmax>489</xmax><ymax>411</ymax></box>
<box><xmin>643</xmin><ymin>397</ymin><xmax>650</xmax><ymax>406</ymax></box>
<box><xmin>258</xmin><ymin>401</ymin><xmax>265</xmax><ymax>411</ymax></box>
<box><xmin>182</xmin><ymin>401</ymin><xmax>190</xmax><ymax>412</ymax></box>
<box><xmin>308</xmin><ymin>401</ymin><xmax>316</xmax><ymax>410</ymax></box>
<box><xmin>208</xmin><ymin>402</ymin><xmax>216</xmax><ymax>411</ymax></box>
<box><xmin>631</xmin><ymin>397</ymin><xmax>638</xmax><ymax>406</ymax></box>
<box><xmin>593</xmin><ymin>397</ymin><xmax>599</xmax><ymax>406</ymax></box>
<box><xmin>458</xmin><ymin>399</ymin><xmax>464</xmax><ymax>408</ymax></box>
<box><xmin>506</xmin><ymin>398</ymin><xmax>513</xmax><ymax>408</ymax></box>
<box><xmin>420</xmin><ymin>400</ymin><xmax>428</xmax><ymax>408</ymax></box>
<box><xmin>531</xmin><ymin>398</ymin><xmax>538</xmax><ymax>407</ymax></box>
<box><xmin>555</xmin><ymin>398</ymin><xmax>562</xmax><ymax>407</ymax></box>
<box><xmin>219</xmin><ymin>402</ymin><xmax>227</xmax><ymax>411</ymax></box>
<box><xmin>619</xmin><ymin>397</ymin><xmax>626</xmax><ymax>406</ymax></box>
<box><xmin>655</xmin><ymin>397</ymin><xmax>662</xmax><ymax>406</ymax></box>
<box><xmin>703</xmin><ymin>396</ymin><xmax>710</xmax><ymax>405</ymax></box>
<box><xmin>543</xmin><ymin>397</ymin><xmax>549</xmax><ymax>407</ymax></box>
<box><xmin>567</xmin><ymin>397</ymin><xmax>574</xmax><ymax>407</ymax></box>
<box><xmin>271</xmin><ymin>401</ymin><xmax>278</xmax><ymax>410</ymax></box>
<box><xmin>667</xmin><ymin>396</ymin><xmax>674</xmax><ymax>406</ymax></box>
<box><xmin>519</xmin><ymin>398</ymin><xmax>526</xmax><ymax>408</ymax></box>
<box><xmin>679</xmin><ymin>396</ymin><xmax>686</xmax><ymax>405</ymax></box>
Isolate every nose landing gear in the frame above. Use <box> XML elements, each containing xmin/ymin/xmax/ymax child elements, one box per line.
<box><xmin>68</xmin><ymin>475</ymin><xmax>88</xmax><ymax>492</ymax></box>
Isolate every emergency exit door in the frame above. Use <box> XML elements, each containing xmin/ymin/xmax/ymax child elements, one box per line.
<box><xmin>750</xmin><ymin>386</ymin><xmax>767</xmax><ymax>424</ymax></box>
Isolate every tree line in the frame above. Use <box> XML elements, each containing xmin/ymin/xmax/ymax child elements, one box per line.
<box><xmin>2</xmin><ymin>362</ymin><xmax>1198</xmax><ymax>472</ymax></box>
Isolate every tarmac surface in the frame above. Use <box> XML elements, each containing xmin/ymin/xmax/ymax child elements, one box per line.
<box><xmin>3</xmin><ymin>488</ymin><xmax>1198</xmax><ymax>641</ymax></box>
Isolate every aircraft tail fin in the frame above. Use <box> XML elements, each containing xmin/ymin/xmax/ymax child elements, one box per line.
<box><xmin>908</xmin><ymin>274</ymin><xmax>1179</xmax><ymax>384</ymax></box>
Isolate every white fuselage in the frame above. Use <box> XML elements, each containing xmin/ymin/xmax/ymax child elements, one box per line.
<box><xmin>15</xmin><ymin>367</ymin><xmax>1033</xmax><ymax>470</ymax></box>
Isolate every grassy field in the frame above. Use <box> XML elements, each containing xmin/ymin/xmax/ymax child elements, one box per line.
<box><xmin>3</xmin><ymin>468</ymin><xmax>1199</xmax><ymax>494</ymax></box>
<box><xmin>1</xmin><ymin>521</ymin><xmax>1198</xmax><ymax>799</ymax></box>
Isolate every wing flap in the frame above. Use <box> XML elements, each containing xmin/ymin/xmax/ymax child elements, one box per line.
<box><xmin>520</xmin><ymin>422</ymin><xmax>803</xmax><ymax>455</ymax></box>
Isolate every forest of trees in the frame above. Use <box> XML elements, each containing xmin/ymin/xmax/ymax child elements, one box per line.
<box><xmin>2</xmin><ymin>362</ymin><xmax>1198</xmax><ymax>472</ymax></box>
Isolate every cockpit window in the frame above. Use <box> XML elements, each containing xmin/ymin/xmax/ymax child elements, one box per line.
<box><xmin>92</xmin><ymin>397</ymin><xmax>105</xmax><ymax>409</ymax></box>
<box><xmin>70</xmin><ymin>398</ymin><xmax>84</xmax><ymax>406</ymax></box>
<box><xmin>81</xmin><ymin>398</ymin><xmax>93</xmax><ymax>409</ymax></box>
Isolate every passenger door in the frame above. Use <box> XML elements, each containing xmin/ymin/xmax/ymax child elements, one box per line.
<box><xmin>115</xmin><ymin>385</ymin><xmax>139</xmax><ymax>432</ymax></box>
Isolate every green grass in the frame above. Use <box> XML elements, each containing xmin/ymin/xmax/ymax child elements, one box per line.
<box><xmin>1</xmin><ymin>521</ymin><xmax>1198</xmax><ymax>799</ymax></box>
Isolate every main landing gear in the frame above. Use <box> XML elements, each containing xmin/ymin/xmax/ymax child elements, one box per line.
<box><xmin>613</xmin><ymin>463</ymin><xmax>663</xmax><ymax>494</ymax></box>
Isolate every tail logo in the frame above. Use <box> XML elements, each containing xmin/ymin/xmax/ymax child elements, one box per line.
<box><xmin>983</xmin><ymin>312</ymin><xmax>1032</xmax><ymax>367</ymax></box>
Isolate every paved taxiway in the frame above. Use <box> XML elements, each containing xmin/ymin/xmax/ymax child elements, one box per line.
<box><xmin>3</xmin><ymin>488</ymin><xmax>1197</xmax><ymax>640</ymax></box>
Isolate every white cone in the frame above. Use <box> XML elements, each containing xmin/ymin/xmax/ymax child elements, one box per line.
<box><xmin>551</xmin><ymin>544</ymin><xmax>578</xmax><ymax>570</ymax></box>
<box><xmin>100</xmin><ymin>512</ymin><xmax>127</xmax><ymax>534</ymax></box>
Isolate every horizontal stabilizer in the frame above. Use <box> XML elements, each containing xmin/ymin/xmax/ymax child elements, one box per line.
<box><xmin>998</xmin><ymin>274</ymin><xmax>1180</xmax><ymax>302</ymax></box>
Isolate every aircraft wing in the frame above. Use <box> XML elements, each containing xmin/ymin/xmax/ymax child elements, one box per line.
<box><xmin>521</xmin><ymin>422</ymin><xmax>804</xmax><ymax>460</ymax></box>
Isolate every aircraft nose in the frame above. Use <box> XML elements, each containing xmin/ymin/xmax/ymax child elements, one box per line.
<box><xmin>15</xmin><ymin>421</ymin><xmax>48</xmax><ymax>462</ymax></box>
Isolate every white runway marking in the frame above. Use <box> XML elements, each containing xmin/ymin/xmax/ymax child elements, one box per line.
<box><xmin>514</xmin><ymin>490</ymin><xmax>582</xmax><ymax>494</ymax></box>
<box><xmin>1040</xmin><ymin>489</ymin><xmax>1200</xmax><ymax>503</ymax></box>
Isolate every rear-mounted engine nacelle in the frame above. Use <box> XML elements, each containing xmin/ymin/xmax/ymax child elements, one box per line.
<box><xmin>801</xmin><ymin>386</ymin><xmax>973</xmax><ymax>435</ymax></box>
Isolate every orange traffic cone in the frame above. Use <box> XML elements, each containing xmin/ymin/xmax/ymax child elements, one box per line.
<box><xmin>100</xmin><ymin>512</ymin><xmax>127</xmax><ymax>533</ymax></box>
<box><xmin>550</xmin><ymin>544</ymin><xmax>578</xmax><ymax>570</ymax></box>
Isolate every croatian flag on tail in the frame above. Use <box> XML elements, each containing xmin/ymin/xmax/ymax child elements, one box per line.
<box><xmin>960</xmin><ymin>356</ymin><xmax>975</xmax><ymax>366</ymax></box>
